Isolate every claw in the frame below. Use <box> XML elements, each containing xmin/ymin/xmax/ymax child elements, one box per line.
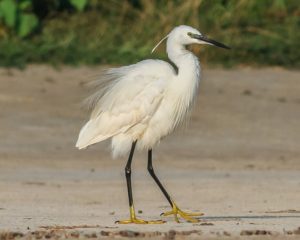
<box><xmin>116</xmin><ymin>218</ymin><xmax>165</xmax><ymax>224</ymax></box>
<box><xmin>161</xmin><ymin>201</ymin><xmax>204</xmax><ymax>223</ymax></box>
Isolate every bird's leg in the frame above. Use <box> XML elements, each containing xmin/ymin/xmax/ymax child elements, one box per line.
<box><xmin>116</xmin><ymin>142</ymin><xmax>164</xmax><ymax>224</ymax></box>
<box><xmin>147</xmin><ymin>149</ymin><xmax>204</xmax><ymax>223</ymax></box>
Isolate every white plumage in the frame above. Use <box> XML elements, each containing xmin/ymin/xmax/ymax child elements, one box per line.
<box><xmin>76</xmin><ymin>25</ymin><xmax>229</xmax><ymax>157</ymax></box>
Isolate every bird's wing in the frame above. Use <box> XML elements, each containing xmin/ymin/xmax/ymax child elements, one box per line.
<box><xmin>76</xmin><ymin>60</ymin><xmax>175</xmax><ymax>149</ymax></box>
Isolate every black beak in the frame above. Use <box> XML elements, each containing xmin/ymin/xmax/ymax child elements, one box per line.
<box><xmin>194</xmin><ymin>34</ymin><xmax>230</xmax><ymax>50</ymax></box>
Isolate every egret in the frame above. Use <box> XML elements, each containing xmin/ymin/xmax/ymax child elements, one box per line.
<box><xmin>76</xmin><ymin>25</ymin><xmax>230</xmax><ymax>224</ymax></box>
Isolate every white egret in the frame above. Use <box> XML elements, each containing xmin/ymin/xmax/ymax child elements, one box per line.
<box><xmin>76</xmin><ymin>25</ymin><xmax>230</xmax><ymax>224</ymax></box>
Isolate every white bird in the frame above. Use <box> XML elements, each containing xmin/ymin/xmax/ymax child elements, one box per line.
<box><xmin>76</xmin><ymin>25</ymin><xmax>230</xmax><ymax>224</ymax></box>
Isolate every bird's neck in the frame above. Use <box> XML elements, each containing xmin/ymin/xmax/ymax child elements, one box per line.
<box><xmin>167</xmin><ymin>42</ymin><xmax>200</xmax><ymax>79</ymax></box>
<box><xmin>166</xmin><ymin>41</ymin><xmax>201</xmax><ymax>124</ymax></box>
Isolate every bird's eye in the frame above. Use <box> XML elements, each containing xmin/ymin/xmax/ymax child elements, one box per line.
<box><xmin>187</xmin><ymin>32</ymin><xmax>193</xmax><ymax>37</ymax></box>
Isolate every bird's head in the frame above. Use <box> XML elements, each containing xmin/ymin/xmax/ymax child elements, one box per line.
<box><xmin>152</xmin><ymin>25</ymin><xmax>230</xmax><ymax>53</ymax></box>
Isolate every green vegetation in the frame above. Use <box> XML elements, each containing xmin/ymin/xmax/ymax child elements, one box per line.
<box><xmin>0</xmin><ymin>0</ymin><xmax>299</xmax><ymax>68</ymax></box>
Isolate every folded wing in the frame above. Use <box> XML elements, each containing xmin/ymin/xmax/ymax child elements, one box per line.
<box><xmin>76</xmin><ymin>60</ymin><xmax>175</xmax><ymax>149</ymax></box>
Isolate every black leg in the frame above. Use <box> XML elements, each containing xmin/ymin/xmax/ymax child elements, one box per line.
<box><xmin>117</xmin><ymin>141</ymin><xmax>165</xmax><ymax>224</ymax></box>
<box><xmin>147</xmin><ymin>149</ymin><xmax>203</xmax><ymax>223</ymax></box>
<box><xmin>125</xmin><ymin>141</ymin><xmax>137</xmax><ymax>207</ymax></box>
<box><xmin>147</xmin><ymin>149</ymin><xmax>173</xmax><ymax>206</ymax></box>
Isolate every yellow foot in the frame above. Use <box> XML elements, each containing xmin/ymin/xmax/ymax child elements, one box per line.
<box><xmin>116</xmin><ymin>205</ymin><xmax>165</xmax><ymax>224</ymax></box>
<box><xmin>161</xmin><ymin>201</ymin><xmax>204</xmax><ymax>223</ymax></box>
<box><xmin>116</xmin><ymin>218</ymin><xmax>165</xmax><ymax>224</ymax></box>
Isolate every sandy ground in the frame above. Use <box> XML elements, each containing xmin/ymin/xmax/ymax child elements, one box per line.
<box><xmin>0</xmin><ymin>65</ymin><xmax>299</xmax><ymax>239</ymax></box>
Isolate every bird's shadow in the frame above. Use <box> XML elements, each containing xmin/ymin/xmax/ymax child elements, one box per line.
<box><xmin>198</xmin><ymin>215</ymin><xmax>300</xmax><ymax>221</ymax></box>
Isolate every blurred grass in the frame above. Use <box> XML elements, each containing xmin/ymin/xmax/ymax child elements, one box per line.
<box><xmin>0</xmin><ymin>0</ymin><xmax>299</xmax><ymax>68</ymax></box>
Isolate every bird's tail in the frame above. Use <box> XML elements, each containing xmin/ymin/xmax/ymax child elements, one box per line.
<box><xmin>75</xmin><ymin>120</ymin><xmax>112</xmax><ymax>149</ymax></box>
